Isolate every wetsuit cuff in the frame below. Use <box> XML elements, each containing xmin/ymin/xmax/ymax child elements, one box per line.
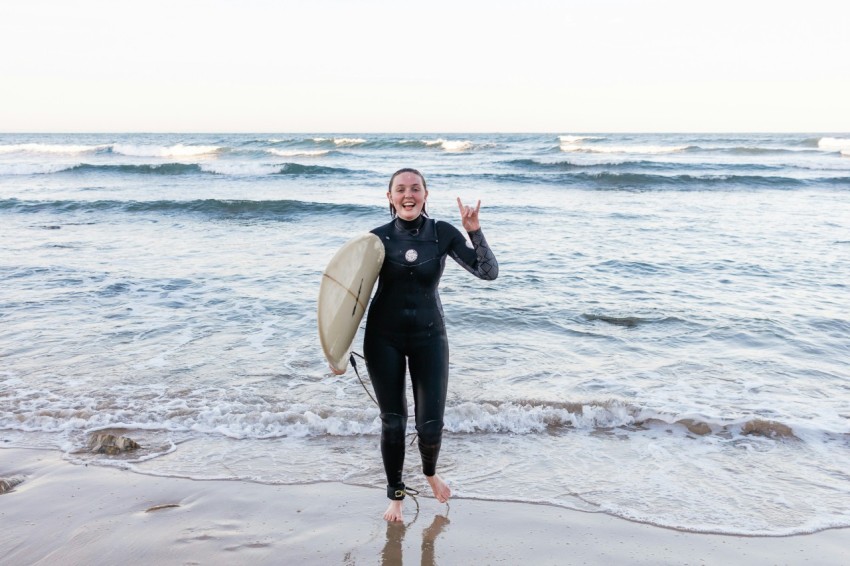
<box><xmin>388</xmin><ymin>483</ymin><xmax>407</xmax><ymax>500</ymax></box>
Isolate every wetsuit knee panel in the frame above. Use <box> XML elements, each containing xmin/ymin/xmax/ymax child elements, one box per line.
<box><xmin>381</xmin><ymin>413</ymin><xmax>408</xmax><ymax>444</ymax></box>
<box><xmin>416</xmin><ymin>419</ymin><xmax>444</xmax><ymax>445</ymax></box>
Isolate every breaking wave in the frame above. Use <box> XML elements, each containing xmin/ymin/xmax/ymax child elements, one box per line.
<box><xmin>0</xmin><ymin>390</ymin><xmax>811</xmax><ymax>443</ymax></box>
<box><xmin>110</xmin><ymin>143</ymin><xmax>223</xmax><ymax>157</ymax></box>
<box><xmin>818</xmin><ymin>137</ymin><xmax>850</xmax><ymax>152</ymax></box>
<box><xmin>0</xmin><ymin>198</ymin><xmax>373</xmax><ymax>219</ymax></box>
<box><xmin>0</xmin><ymin>162</ymin><xmax>358</xmax><ymax>177</ymax></box>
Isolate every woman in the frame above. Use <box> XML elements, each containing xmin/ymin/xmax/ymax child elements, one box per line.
<box><xmin>364</xmin><ymin>168</ymin><xmax>498</xmax><ymax>522</ymax></box>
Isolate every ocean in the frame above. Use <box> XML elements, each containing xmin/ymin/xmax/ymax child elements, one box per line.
<box><xmin>1</xmin><ymin>132</ymin><xmax>849</xmax><ymax>536</ymax></box>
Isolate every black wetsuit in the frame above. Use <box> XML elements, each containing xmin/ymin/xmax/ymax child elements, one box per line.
<box><xmin>363</xmin><ymin>215</ymin><xmax>498</xmax><ymax>500</ymax></box>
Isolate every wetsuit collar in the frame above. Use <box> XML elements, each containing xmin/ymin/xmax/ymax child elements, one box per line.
<box><xmin>393</xmin><ymin>215</ymin><xmax>426</xmax><ymax>235</ymax></box>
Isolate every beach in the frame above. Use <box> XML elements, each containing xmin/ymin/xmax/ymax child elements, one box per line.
<box><xmin>2</xmin><ymin>448</ymin><xmax>848</xmax><ymax>565</ymax></box>
<box><xmin>2</xmin><ymin>133</ymin><xmax>850</xmax><ymax>541</ymax></box>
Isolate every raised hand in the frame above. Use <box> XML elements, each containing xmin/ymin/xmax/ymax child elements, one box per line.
<box><xmin>457</xmin><ymin>197</ymin><xmax>482</xmax><ymax>232</ymax></box>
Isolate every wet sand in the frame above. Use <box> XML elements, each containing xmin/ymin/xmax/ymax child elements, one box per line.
<box><xmin>1</xmin><ymin>448</ymin><xmax>847</xmax><ymax>565</ymax></box>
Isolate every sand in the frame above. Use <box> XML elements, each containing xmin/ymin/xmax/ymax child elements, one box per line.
<box><xmin>1</xmin><ymin>448</ymin><xmax>847</xmax><ymax>565</ymax></box>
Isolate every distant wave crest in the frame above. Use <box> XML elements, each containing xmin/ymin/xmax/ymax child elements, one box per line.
<box><xmin>266</xmin><ymin>148</ymin><xmax>331</xmax><ymax>157</ymax></box>
<box><xmin>561</xmin><ymin>143</ymin><xmax>693</xmax><ymax>155</ymax></box>
<box><xmin>558</xmin><ymin>171</ymin><xmax>810</xmax><ymax>189</ymax></box>
<box><xmin>0</xmin><ymin>197</ymin><xmax>373</xmax><ymax>219</ymax></box>
<box><xmin>0</xmin><ymin>142</ymin><xmax>222</xmax><ymax>157</ymax></box>
<box><xmin>558</xmin><ymin>135</ymin><xmax>605</xmax><ymax>144</ymax></box>
<box><xmin>111</xmin><ymin>143</ymin><xmax>222</xmax><ymax>157</ymax></box>
<box><xmin>0</xmin><ymin>143</ymin><xmax>111</xmax><ymax>155</ymax></box>
<box><xmin>311</xmin><ymin>137</ymin><xmax>367</xmax><ymax>147</ymax></box>
<box><xmin>69</xmin><ymin>163</ymin><xmax>206</xmax><ymax>175</ymax></box>
<box><xmin>0</xmin><ymin>161</ymin><xmax>357</xmax><ymax>177</ymax></box>
<box><xmin>275</xmin><ymin>163</ymin><xmax>355</xmax><ymax>175</ymax></box>
<box><xmin>818</xmin><ymin>137</ymin><xmax>850</xmax><ymax>152</ymax></box>
<box><xmin>401</xmin><ymin>138</ymin><xmax>477</xmax><ymax>152</ymax></box>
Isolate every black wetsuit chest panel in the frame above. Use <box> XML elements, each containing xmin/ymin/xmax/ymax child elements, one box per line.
<box><xmin>367</xmin><ymin>217</ymin><xmax>447</xmax><ymax>335</ymax></box>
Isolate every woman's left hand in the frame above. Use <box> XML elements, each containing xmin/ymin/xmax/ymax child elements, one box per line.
<box><xmin>457</xmin><ymin>197</ymin><xmax>482</xmax><ymax>232</ymax></box>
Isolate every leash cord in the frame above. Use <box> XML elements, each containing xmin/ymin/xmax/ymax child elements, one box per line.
<box><xmin>350</xmin><ymin>352</ymin><xmax>418</xmax><ymax>444</ymax></box>
<box><xmin>349</xmin><ymin>352</ymin><xmax>378</xmax><ymax>407</ymax></box>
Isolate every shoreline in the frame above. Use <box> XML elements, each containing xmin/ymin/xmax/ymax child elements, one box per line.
<box><xmin>2</xmin><ymin>448</ymin><xmax>848</xmax><ymax>565</ymax></box>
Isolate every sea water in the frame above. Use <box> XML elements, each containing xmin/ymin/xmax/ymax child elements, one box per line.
<box><xmin>1</xmin><ymin>133</ymin><xmax>849</xmax><ymax>535</ymax></box>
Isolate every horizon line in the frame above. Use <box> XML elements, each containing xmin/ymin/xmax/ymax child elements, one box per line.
<box><xmin>2</xmin><ymin>130</ymin><xmax>849</xmax><ymax>135</ymax></box>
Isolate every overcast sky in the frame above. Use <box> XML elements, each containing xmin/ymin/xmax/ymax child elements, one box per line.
<box><xmin>2</xmin><ymin>0</ymin><xmax>848</xmax><ymax>133</ymax></box>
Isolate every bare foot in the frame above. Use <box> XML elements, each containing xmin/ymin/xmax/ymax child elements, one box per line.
<box><xmin>425</xmin><ymin>474</ymin><xmax>451</xmax><ymax>503</ymax></box>
<box><xmin>383</xmin><ymin>499</ymin><xmax>404</xmax><ymax>522</ymax></box>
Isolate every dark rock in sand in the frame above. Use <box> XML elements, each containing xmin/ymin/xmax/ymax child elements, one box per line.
<box><xmin>88</xmin><ymin>433</ymin><xmax>141</xmax><ymax>454</ymax></box>
<box><xmin>676</xmin><ymin>419</ymin><xmax>712</xmax><ymax>436</ymax></box>
<box><xmin>741</xmin><ymin>419</ymin><xmax>796</xmax><ymax>439</ymax></box>
<box><xmin>0</xmin><ymin>477</ymin><xmax>24</xmax><ymax>494</ymax></box>
<box><xmin>145</xmin><ymin>503</ymin><xmax>181</xmax><ymax>512</ymax></box>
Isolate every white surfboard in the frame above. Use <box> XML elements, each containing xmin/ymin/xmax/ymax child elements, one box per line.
<box><xmin>318</xmin><ymin>233</ymin><xmax>385</xmax><ymax>373</ymax></box>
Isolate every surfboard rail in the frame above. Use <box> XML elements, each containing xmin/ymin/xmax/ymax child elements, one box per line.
<box><xmin>317</xmin><ymin>233</ymin><xmax>384</xmax><ymax>373</ymax></box>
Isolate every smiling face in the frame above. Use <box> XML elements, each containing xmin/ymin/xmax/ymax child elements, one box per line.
<box><xmin>388</xmin><ymin>171</ymin><xmax>428</xmax><ymax>221</ymax></box>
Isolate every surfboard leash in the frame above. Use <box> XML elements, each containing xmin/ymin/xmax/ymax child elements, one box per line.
<box><xmin>349</xmin><ymin>353</ymin><xmax>450</xmax><ymax>520</ymax></box>
<box><xmin>349</xmin><ymin>352</ymin><xmax>419</xmax><ymax>446</ymax></box>
<box><xmin>405</xmin><ymin>488</ymin><xmax>421</xmax><ymax>525</ymax></box>
<box><xmin>349</xmin><ymin>352</ymin><xmax>378</xmax><ymax>407</ymax></box>
<box><xmin>398</xmin><ymin>486</ymin><xmax>451</xmax><ymax>525</ymax></box>
<box><xmin>388</xmin><ymin>486</ymin><xmax>421</xmax><ymax>526</ymax></box>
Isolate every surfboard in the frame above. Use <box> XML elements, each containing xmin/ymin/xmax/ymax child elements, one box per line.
<box><xmin>318</xmin><ymin>233</ymin><xmax>385</xmax><ymax>373</ymax></box>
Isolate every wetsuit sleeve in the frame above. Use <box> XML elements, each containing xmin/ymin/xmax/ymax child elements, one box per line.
<box><xmin>440</xmin><ymin>221</ymin><xmax>499</xmax><ymax>280</ymax></box>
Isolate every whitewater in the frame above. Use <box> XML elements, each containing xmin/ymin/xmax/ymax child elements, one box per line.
<box><xmin>1</xmin><ymin>132</ymin><xmax>849</xmax><ymax>535</ymax></box>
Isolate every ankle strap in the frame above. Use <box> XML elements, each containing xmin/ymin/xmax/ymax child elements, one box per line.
<box><xmin>387</xmin><ymin>484</ymin><xmax>419</xmax><ymax>500</ymax></box>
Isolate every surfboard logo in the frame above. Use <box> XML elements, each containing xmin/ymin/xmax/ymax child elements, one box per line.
<box><xmin>405</xmin><ymin>249</ymin><xmax>418</xmax><ymax>262</ymax></box>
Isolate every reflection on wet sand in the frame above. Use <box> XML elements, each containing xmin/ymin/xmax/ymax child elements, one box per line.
<box><xmin>381</xmin><ymin>514</ymin><xmax>451</xmax><ymax>566</ymax></box>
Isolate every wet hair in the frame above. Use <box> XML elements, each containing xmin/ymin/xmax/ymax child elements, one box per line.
<box><xmin>387</xmin><ymin>168</ymin><xmax>428</xmax><ymax>218</ymax></box>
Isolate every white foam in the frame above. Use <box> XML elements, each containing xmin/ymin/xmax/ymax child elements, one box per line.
<box><xmin>842</xmin><ymin>149</ymin><xmax>850</xmax><ymax>157</ymax></box>
<box><xmin>310</xmin><ymin>137</ymin><xmax>365</xmax><ymax>146</ymax></box>
<box><xmin>111</xmin><ymin>143</ymin><xmax>221</xmax><ymax>158</ymax></box>
<box><xmin>266</xmin><ymin>149</ymin><xmax>330</xmax><ymax>157</ymax></box>
<box><xmin>187</xmin><ymin>405</ymin><xmax>382</xmax><ymax>439</ymax></box>
<box><xmin>560</xmin><ymin>143</ymin><xmax>688</xmax><ymax>154</ymax></box>
<box><xmin>0</xmin><ymin>143</ymin><xmax>109</xmax><ymax>155</ymax></box>
<box><xmin>419</xmin><ymin>139</ymin><xmax>474</xmax><ymax>152</ymax></box>
<box><xmin>0</xmin><ymin>397</ymin><xmax>640</xmax><ymax>440</ymax></box>
<box><xmin>558</xmin><ymin>135</ymin><xmax>603</xmax><ymax>144</ymax></box>
<box><xmin>442</xmin><ymin>140</ymin><xmax>474</xmax><ymax>152</ymax></box>
<box><xmin>443</xmin><ymin>401</ymin><xmax>636</xmax><ymax>433</ymax></box>
<box><xmin>198</xmin><ymin>162</ymin><xmax>280</xmax><ymax>176</ymax></box>
<box><xmin>1</xmin><ymin>404</ymin><xmax>363</xmax><ymax>440</ymax></box>
<box><xmin>818</xmin><ymin>137</ymin><xmax>850</xmax><ymax>152</ymax></box>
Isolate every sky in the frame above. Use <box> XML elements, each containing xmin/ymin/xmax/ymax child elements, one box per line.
<box><xmin>2</xmin><ymin>0</ymin><xmax>849</xmax><ymax>133</ymax></box>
